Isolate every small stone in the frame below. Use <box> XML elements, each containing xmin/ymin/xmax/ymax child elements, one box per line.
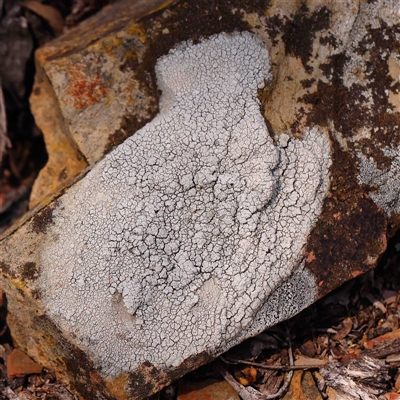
<box><xmin>177</xmin><ymin>379</ymin><xmax>240</xmax><ymax>400</ymax></box>
<box><xmin>7</xmin><ymin>349</ymin><xmax>43</xmax><ymax>379</ymax></box>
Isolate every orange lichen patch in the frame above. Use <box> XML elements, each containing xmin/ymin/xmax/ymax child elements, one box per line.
<box><xmin>65</xmin><ymin>65</ymin><xmax>109</xmax><ymax>111</ymax></box>
<box><xmin>128</xmin><ymin>24</ymin><xmax>147</xmax><ymax>43</ymax></box>
<box><xmin>98</xmin><ymin>36</ymin><xmax>124</xmax><ymax>55</ymax></box>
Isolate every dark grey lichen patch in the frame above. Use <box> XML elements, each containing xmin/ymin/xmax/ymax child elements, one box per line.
<box><xmin>38</xmin><ymin>32</ymin><xmax>331</xmax><ymax>377</ymax></box>
<box><xmin>31</xmin><ymin>314</ymin><xmax>115</xmax><ymax>400</ymax></box>
<box><xmin>280</xmin><ymin>4</ymin><xmax>331</xmax><ymax>73</ymax></box>
<box><xmin>30</xmin><ymin>202</ymin><xmax>57</xmax><ymax>234</ymax></box>
<box><xmin>300</xmin><ymin>3</ymin><xmax>400</xmax><ymax>150</ymax></box>
<box><xmin>293</xmin><ymin>0</ymin><xmax>400</xmax><ymax>239</ymax></box>
<box><xmin>0</xmin><ymin>262</ymin><xmax>17</xmax><ymax>280</ymax></box>
<box><xmin>358</xmin><ymin>145</ymin><xmax>400</xmax><ymax>217</ymax></box>
<box><xmin>20</xmin><ymin>262</ymin><xmax>39</xmax><ymax>281</ymax></box>
<box><xmin>305</xmin><ymin>140</ymin><xmax>387</xmax><ymax>297</ymax></box>
<box><xmin>128</xmin><ymin>351</ymin><xmax>213</xmax><ymax>399</ymax></box>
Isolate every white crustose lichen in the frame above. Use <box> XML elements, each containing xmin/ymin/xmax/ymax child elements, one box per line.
<box><xmin>39</xmin><ymin>32</ymin><xmax>331</xmax><ymax>376</ymax></box>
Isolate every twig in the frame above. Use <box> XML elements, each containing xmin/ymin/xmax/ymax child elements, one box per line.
<box><xmin>0</xmin><ymin>83</ymin><xmax>11</xmax><ymax>159</ymax></box>
<box><xmin>386</xmin><ymin>354</ymin><xmax>400</xmax><ymax>363</ymax></box>
<box><xmin>0</xmin><ymin>325</ymin><xmax>8</xmax><ymax>338</ymax></box>
<box><xmin>220</xmin><ymin>356</ymin><xmax>325</xmax><ymax>371</ymax></box>
<box><xmin>215</xmin><ymin>332</ymin><xmax>294</xmax><ymax>399</ymax></box>
<box><xmin>216</xmin><ymin>361</ymin><xmax>293</xmax><ymax>400</ymax></box>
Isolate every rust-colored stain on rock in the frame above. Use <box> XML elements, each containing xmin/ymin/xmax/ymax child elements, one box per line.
<box><xmin>65</xmin><ymin>65</ymin><xmax>109</xmax><ymax>110</ymax></box>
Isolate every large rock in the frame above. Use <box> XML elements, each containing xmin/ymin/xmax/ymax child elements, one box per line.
<box><xmin>1</xmin><ymin>0</ymin><xmax>399</xmax><ymax>399</ymax></box>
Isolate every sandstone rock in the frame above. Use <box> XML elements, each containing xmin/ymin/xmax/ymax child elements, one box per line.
<box><xmin>29</xmin><ymin>0</ymin><xmax>178</xmax><ymax>207</ymax></box>
<box><xmin>34</xmin><ymin>32</ymin><xmax>331</xmax><ymax>381</ymax></box>
<box><xmin>0</xmin><ymin>0</ymin><xmax>399</xmax><ymax>399</ymax></box>
<box><xmin>28</xmin><ymin>63</ymin><xmax>88</xmax><ymax>209</ymax></box>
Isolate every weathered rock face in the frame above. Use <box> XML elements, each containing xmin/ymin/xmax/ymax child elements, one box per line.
<box><xmin>38</xmin><ymin>31</ymin><xmax>331</xmax><ymax>378</ymax></box>
<box><xmin>0</xmin><ymin>0</ymin><xmax>399</xmax><ymax>399</ymax></box>
<box><xmin>29</xmin><ymin>0</ymin><xmax>179</xmax><ymax>208</ymax></box>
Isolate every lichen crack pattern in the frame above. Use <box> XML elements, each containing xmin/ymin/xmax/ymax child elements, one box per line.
<box><xmin>39</xmin><ymin>32</ymin><xmax>331</xmax><ymax>376</ymax></box>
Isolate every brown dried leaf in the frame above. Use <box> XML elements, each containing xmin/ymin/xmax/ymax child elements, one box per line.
<box><xmin>366</xmin><ymin>293</ymin><xmax>387</xmax><ymax>314</ymax></box>
<box><xmin>332</xmin><ymin>317</ymin><xmax>353</xmax><ymax>341</ymax></box>
<box><xmin>21</xmin><ymin>1</ymin><xmax>64</xmax><ymax>34</ymax></box>
<box><xmin>235</xmin><ymin>366</ymin><xmax>257</xmax><ymax>386</ymax></box>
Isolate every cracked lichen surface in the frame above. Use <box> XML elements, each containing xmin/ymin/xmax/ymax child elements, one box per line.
<box><xmin>39</xmin><ymin>32</ymin><xmax>331</xmax><ymax>376</ymax></box>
